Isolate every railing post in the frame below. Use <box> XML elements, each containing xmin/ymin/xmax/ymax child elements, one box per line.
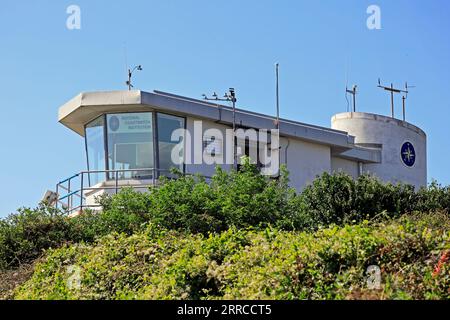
<box><xmin>55</xmin><ymin>183</ymin><xmax>59</xmax><ymax>210</ymax></box>
<box><xmin>68</xmin><ymin>179</ymin><xmax>71</xmax><ymax>212</ymax></box>
<box><xmin>80</xmin><ymin>172</ymin><xmax>84</xmax><ymax>213</ymax></box>
<box><xmin>115</xmin><ymin>170</ymin><xmax>119</xmax><ymax>195</ymax></box>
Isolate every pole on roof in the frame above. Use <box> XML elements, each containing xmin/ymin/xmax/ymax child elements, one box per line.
<box><xmin>275</xmin><ymin>63</ymin><xmax>281</xmax><ymax>177</ymax></box>
<box><xmin>275</xmin><ymin>63</ymin><xmax>280</xmax><ymax>131</ymax></box>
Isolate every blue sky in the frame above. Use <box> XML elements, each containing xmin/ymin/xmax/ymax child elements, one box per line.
<box><xmin>0</xmin><ymin>0</ymin><xmax>449</xmax><ymax>217</ymax></box>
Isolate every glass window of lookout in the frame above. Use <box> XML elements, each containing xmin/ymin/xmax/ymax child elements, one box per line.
<box><xmin>84</xmin><ymin>112</ymin><xmax>185</xmax><ymax>184</ymax></box>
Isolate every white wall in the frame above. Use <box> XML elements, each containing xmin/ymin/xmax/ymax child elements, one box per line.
<box><xmin>184</xmin><ymin>117</ymin><xmax>232</xmax><ymax>178</ymax></box>
<box><xmin>184</xmin><ymin>117</ymin><xmax>335</xmax><ymax>191</ymax></box>
<box><xmin>332</xmin><ymin>112</ymin><xmax>427</xmax><ymax>189</ymax></box>
<box><xmin>283</xmin><ymin>138</ymin><xmax>331</xmax><ymax>191</ymax></box>
<box><xmin>331</xmin><ymin>157</ymin><xmax>359</xmax><ymax>179</ymax></box>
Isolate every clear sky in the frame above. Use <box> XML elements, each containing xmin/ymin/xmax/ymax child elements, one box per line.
<box><xmin>0</xmin><ymin>0</ymin><xmax>449</xmax><ymax>217</ymax></box>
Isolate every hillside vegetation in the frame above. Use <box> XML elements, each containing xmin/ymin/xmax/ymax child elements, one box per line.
<box><xmin>16</xmin><ymin>213</ymin><xmax>450</xmax><ymax>300</ymax></box>
<box><xmin>1</xmin><ymin>160</ymin><xmax>449</xmax><ymax>299</ymax></box>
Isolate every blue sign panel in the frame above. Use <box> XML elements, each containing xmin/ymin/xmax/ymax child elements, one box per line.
<box><xmin>401</xmin><ymin>142</ymin><xmax>416</xmax><ymax>167</ymax></box>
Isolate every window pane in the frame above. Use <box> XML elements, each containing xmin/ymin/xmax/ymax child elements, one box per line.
<box><xmin>157</xmin><ymin>113</ymin><xmax>185</xmax><ymax>176</ymax></box>
<box><xmin>85</xmin><ymin>116</ymin><xmax>106</xmax><ymax>185</ymax></box>
<box><xmin>107</xmin><ymin>113</ymin><xmax>154</xmax><ymax>180</ymax></box>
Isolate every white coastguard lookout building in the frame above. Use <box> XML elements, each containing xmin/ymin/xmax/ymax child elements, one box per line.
<box><xmin>54</xmin><ymin>89</ymin><xmax>427</xmax><ymax>213</ymax></box>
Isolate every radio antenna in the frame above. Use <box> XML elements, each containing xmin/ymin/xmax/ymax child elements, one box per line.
<box><xmin>345</xmin><ymin>57</ymin><xmax>350</xmax><ymax>112</ymax></box>
<box><xmin>123</xmin><ymin>43</ymin><xmax>128</xmax><ymax>83</ymax></box>
<box><xmin>275</xmin><ymin>63</ymin><xmax>280</xmax><ymax>131</ymax></box>
<box><xmin>346</xmin><ymin>85</ymin><xmax>358</xmax><ymax>112</ymax></box>
<box><xmin>401</xmin><ymin>82</ymin><xmax>416</xmax><ymax>122</ymax></box>
<box><xmin>377</xmin><ymin>78</ymin><xmax>409</xmax><ymax>118</ymax></box>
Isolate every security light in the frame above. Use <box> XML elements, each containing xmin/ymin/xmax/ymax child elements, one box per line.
<box><xmin>41</xmin><ymin>190</ymin><xmax>58</xmax><ymax>206</ymax></box>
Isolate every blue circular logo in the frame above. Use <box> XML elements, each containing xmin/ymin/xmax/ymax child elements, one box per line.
<box><xmin>401</xmin><ymin>142</ymin><xmax>416</xmax><ymax>167</ymax></box>
<box><xmin>109</xmin><ymin>116</ymin><xmax>120</xmax><ymax>132</ymax></box>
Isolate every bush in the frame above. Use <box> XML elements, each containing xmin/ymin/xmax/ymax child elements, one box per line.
<box><xmin>2</xmin><ymin>162</ymin><xmax>449</xmax><ymax>272</ymax></box>
<box><xmin>416</xmin><ymin>180</ymin><xmax>450</xmax><ymax>213</ymax></box>
<box><xmin>15</xmin><ymin>213</ymin><xmax>450</xmax><ymax>300</ymax></box>
<box><xmin>75</xmin><ymin>188</ymin><xmax>152</xmax><ymax>239</ymax></box>
<box><xmin>0</xmin><ymin>193</ymin><xmax>152</xmax><ymax>270</ymax></box>
<box><xmin>145</xmin><ymin>161</ymin><xmax>301</xmax><ymax>233</ymax></box>
<box><xmin>297</xmin><ymin>172</ymin><xmax>441</xmax><ymax>229</ymax></box>
<box><xmin>0</xmin><ymin>205</ymin><xmax>72</xmax><ymax>270</ymax></box>
<box><xmin>97</xmin><ymin>166</ymin><xmax>449</xmax><ymax>234</ymax></box>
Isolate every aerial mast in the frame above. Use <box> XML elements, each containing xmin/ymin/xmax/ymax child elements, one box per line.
<box><xmin>346</xmin><ymin>85</ymin><xmax>358</xmax><ymax>112</ymax></box>
<box><xmin>377</xmin><ymin>79</ymin><xmax>411</xmax><ymax>119</ymax></box>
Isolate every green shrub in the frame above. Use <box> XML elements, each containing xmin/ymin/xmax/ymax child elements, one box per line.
<box><xmin>123</xmin><ymin>159</ymin><xmax>302</xmax><ymax>233</ymax></box>
<box><xmin>2</xmin><ymin>163</ymin><xmax>449</xmax><ymax>273</ymax></box>
<box><xmin>297</xmin><ymin>172</ymin><xmax>433</xmax><ymax>229</ymax></box>
<box><xmin>15</xmin><ymin>213</ymin><xmax>450</xmax><ymax>300</ymax></box>
<box><xmin>75</xmin><ymin>188</ymin><xmax>151</xmax><ymax>238</ymax></box>
<box><xmin>416</xmin><ymin>180</ymin><xmax>450</xmax><ymax>213</ymax></box>
<box><xmin>0</xmin><ymin>205</ymin><xmax>72</xmax><ymax>270</ymax></box>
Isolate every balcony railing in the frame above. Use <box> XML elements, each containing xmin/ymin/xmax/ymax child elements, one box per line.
<box><xmin>56</xmin><ymin>168</ymin><xmax>180</xmax><ymax>214</ymax></box>
<box><xmin>56</xmin><ymin>168</ymin><xmax>214</xmax><ymax>214</ymax></box>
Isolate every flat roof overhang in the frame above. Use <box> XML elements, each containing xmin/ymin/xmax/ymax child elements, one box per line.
<box><xmin>58</xmin><ymin>90</ymin><xmax>380</xmax><ymax>163</ymax></box>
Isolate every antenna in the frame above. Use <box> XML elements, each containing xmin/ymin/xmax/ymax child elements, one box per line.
<box><xmin>345</xmin><ymin>57</ymin><xmax>350</xmax><ymax>112</ymax></box>
<box><xmin>402</xmin><ymin>82</ymin><xmax>416</xmax><ymax>122</ymax></box>
<box><xmin>346</xmin><ymin>85</ymin><xmax>358</xmax><ymax>112</ymax></box>
<box><xmin>126</xmin><ymin>65</ymin><xmax>143</xmax><ymax>90</ymax></box>
<box><xmin>275</xmin><ymin>63</ymin><xmax>280</xmax><ymax>130</ymax></box>
<box><xmin>377</xmin><ymin>78</ymin><xmax>409</xmax><ymax>118</ymax></box>
<box><xmin>275</xmin><ymin>63</ymin><xmax>281</xmax><ymax>176</ymax></box>
<box><xmin>123</xmin><ymin>43</ymin><xmax>128</xmax><ymax>83</ymax></box>
<box><xmin>202</xmin><ymin>88</ymin><xmax>238</xmax><ymax>170</ymax></box>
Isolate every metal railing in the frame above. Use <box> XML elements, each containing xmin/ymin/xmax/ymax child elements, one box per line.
<box><xmin>56</xmin><ymin>168</ymin><xmax>160</xmax><ymax>214</ymax></box>
<box><xmin>56</xmin><ymin>168</ymin><xmax>212</xmax><ymax>214</ymax></box>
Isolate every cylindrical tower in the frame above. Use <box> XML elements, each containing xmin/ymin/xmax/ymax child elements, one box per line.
<box><xmin>331</xmin><ymin>112</ymin><xmax>427</xmax><ymax>189</ymax></box>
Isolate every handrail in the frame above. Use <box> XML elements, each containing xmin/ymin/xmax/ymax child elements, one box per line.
<box><xmin>79</xmin><ymin>168</ymin><xmax>159</xmax><ymax>174</ymax></box>
<box><xmin>58</xmin><ymin>173</ymin><xmax>80</xmax><ymax>185</ymax></box>
<box><xmin>58</xmin><ymin>190</ymin><xmax>81</xmax><ymax>201</ymax></box>
<box><xmin>56</xmin><ymin>168</ymin><xmax>214</xmax><ymax>214</ymax></box>
<box><xmin>56</xmin><ymin>168</ymin><xmax>187</xmax><ymax>214</ymax></box>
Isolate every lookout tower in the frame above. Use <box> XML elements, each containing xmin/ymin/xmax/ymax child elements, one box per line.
<box><xmin>331</xmin><ymin>112</ymin><xmax>427</xmax><ymax>188</ymax></box>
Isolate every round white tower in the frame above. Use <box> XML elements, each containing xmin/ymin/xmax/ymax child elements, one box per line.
<box><xmin>331</xmin><ymin>112</ymin><xmax>427</xmax><ymax>189</ymax></box>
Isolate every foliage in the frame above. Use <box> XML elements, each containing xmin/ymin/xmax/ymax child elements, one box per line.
<box><xmin>0</xmin><ymin>205</ymin><xmax>72</xmax><ymax>270</ymax></box>
<box><xmin>15</xmin><ymin>213</ymin><xmax>450</xmax><ymax>300</ymax></box>
<box><xmin>298</xmin><ymin>172</ymin><xmax>419</xmax><ymax>229</ymax></box>
<box><xmin>1</xmin><ymin>162</ymin><xmax>449</xmax><ymax>272</ymax></box>
<box><xmin>95</xmin><ymin>164</ymin><xmax>450</xmax><ymax>233</ymax></box>
<box><xmin>145</xmin><ymin>161</ymin><xmax>300</xmax><ymax>233</ymax></box>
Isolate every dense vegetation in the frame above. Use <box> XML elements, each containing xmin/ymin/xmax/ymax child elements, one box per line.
<box><xmin>1</xmin><ymin>159</ymin><xmax>449</xmax><ymax>299</ymax></box>
<box><xmin>15</xmin><ymin>213</ymin><xmax>450</xmax><ymax>300</ymax></box>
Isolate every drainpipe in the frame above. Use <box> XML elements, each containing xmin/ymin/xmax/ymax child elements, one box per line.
<box><xmin>358</xmin><ymin>162</ymin><xmax>364</xmax><ymax>176</ymax></box>
<box><xmin>284</xmin><ymin>138</ymin><xmax>290</xmax><ymax>166</ymax></box>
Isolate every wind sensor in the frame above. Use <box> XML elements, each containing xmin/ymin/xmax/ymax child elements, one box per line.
<box><xmin>126</xmin><ymin>65</ymin><xmax>143</xmax><ymax>90</ymax></box>
<box><xmin>202</xmin><ymin>88</ymin><xmax>238</xmax><ymax>169</ymax></box>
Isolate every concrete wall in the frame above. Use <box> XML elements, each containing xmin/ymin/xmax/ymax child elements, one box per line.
<box><xmin>331</xmin><ymin>157</ymin><xmax>359</xmax><ymax>179</ymax></box>
<box><xmin>170</xmin><ymin>113</ymin><xmax>428</xmax><ymax>193</ymax></box>
<box><xmin>184</xmin><ymin>117</ymin><xmax>231</xmax><ymax>178</ymax></box>
<box><xmin>184</xmin><ymin>117</ymin><xmax>334</xmax><ymax>191</ymax></box>
<box><xmin>282</xmin><ymin>138</ymin><xmax>331</xmax><ymax>191</ymax></box>
<box><xmin>331</xmin><ymin>112</ymin><xmax>427</xmax><ymax>189</ymax></box>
